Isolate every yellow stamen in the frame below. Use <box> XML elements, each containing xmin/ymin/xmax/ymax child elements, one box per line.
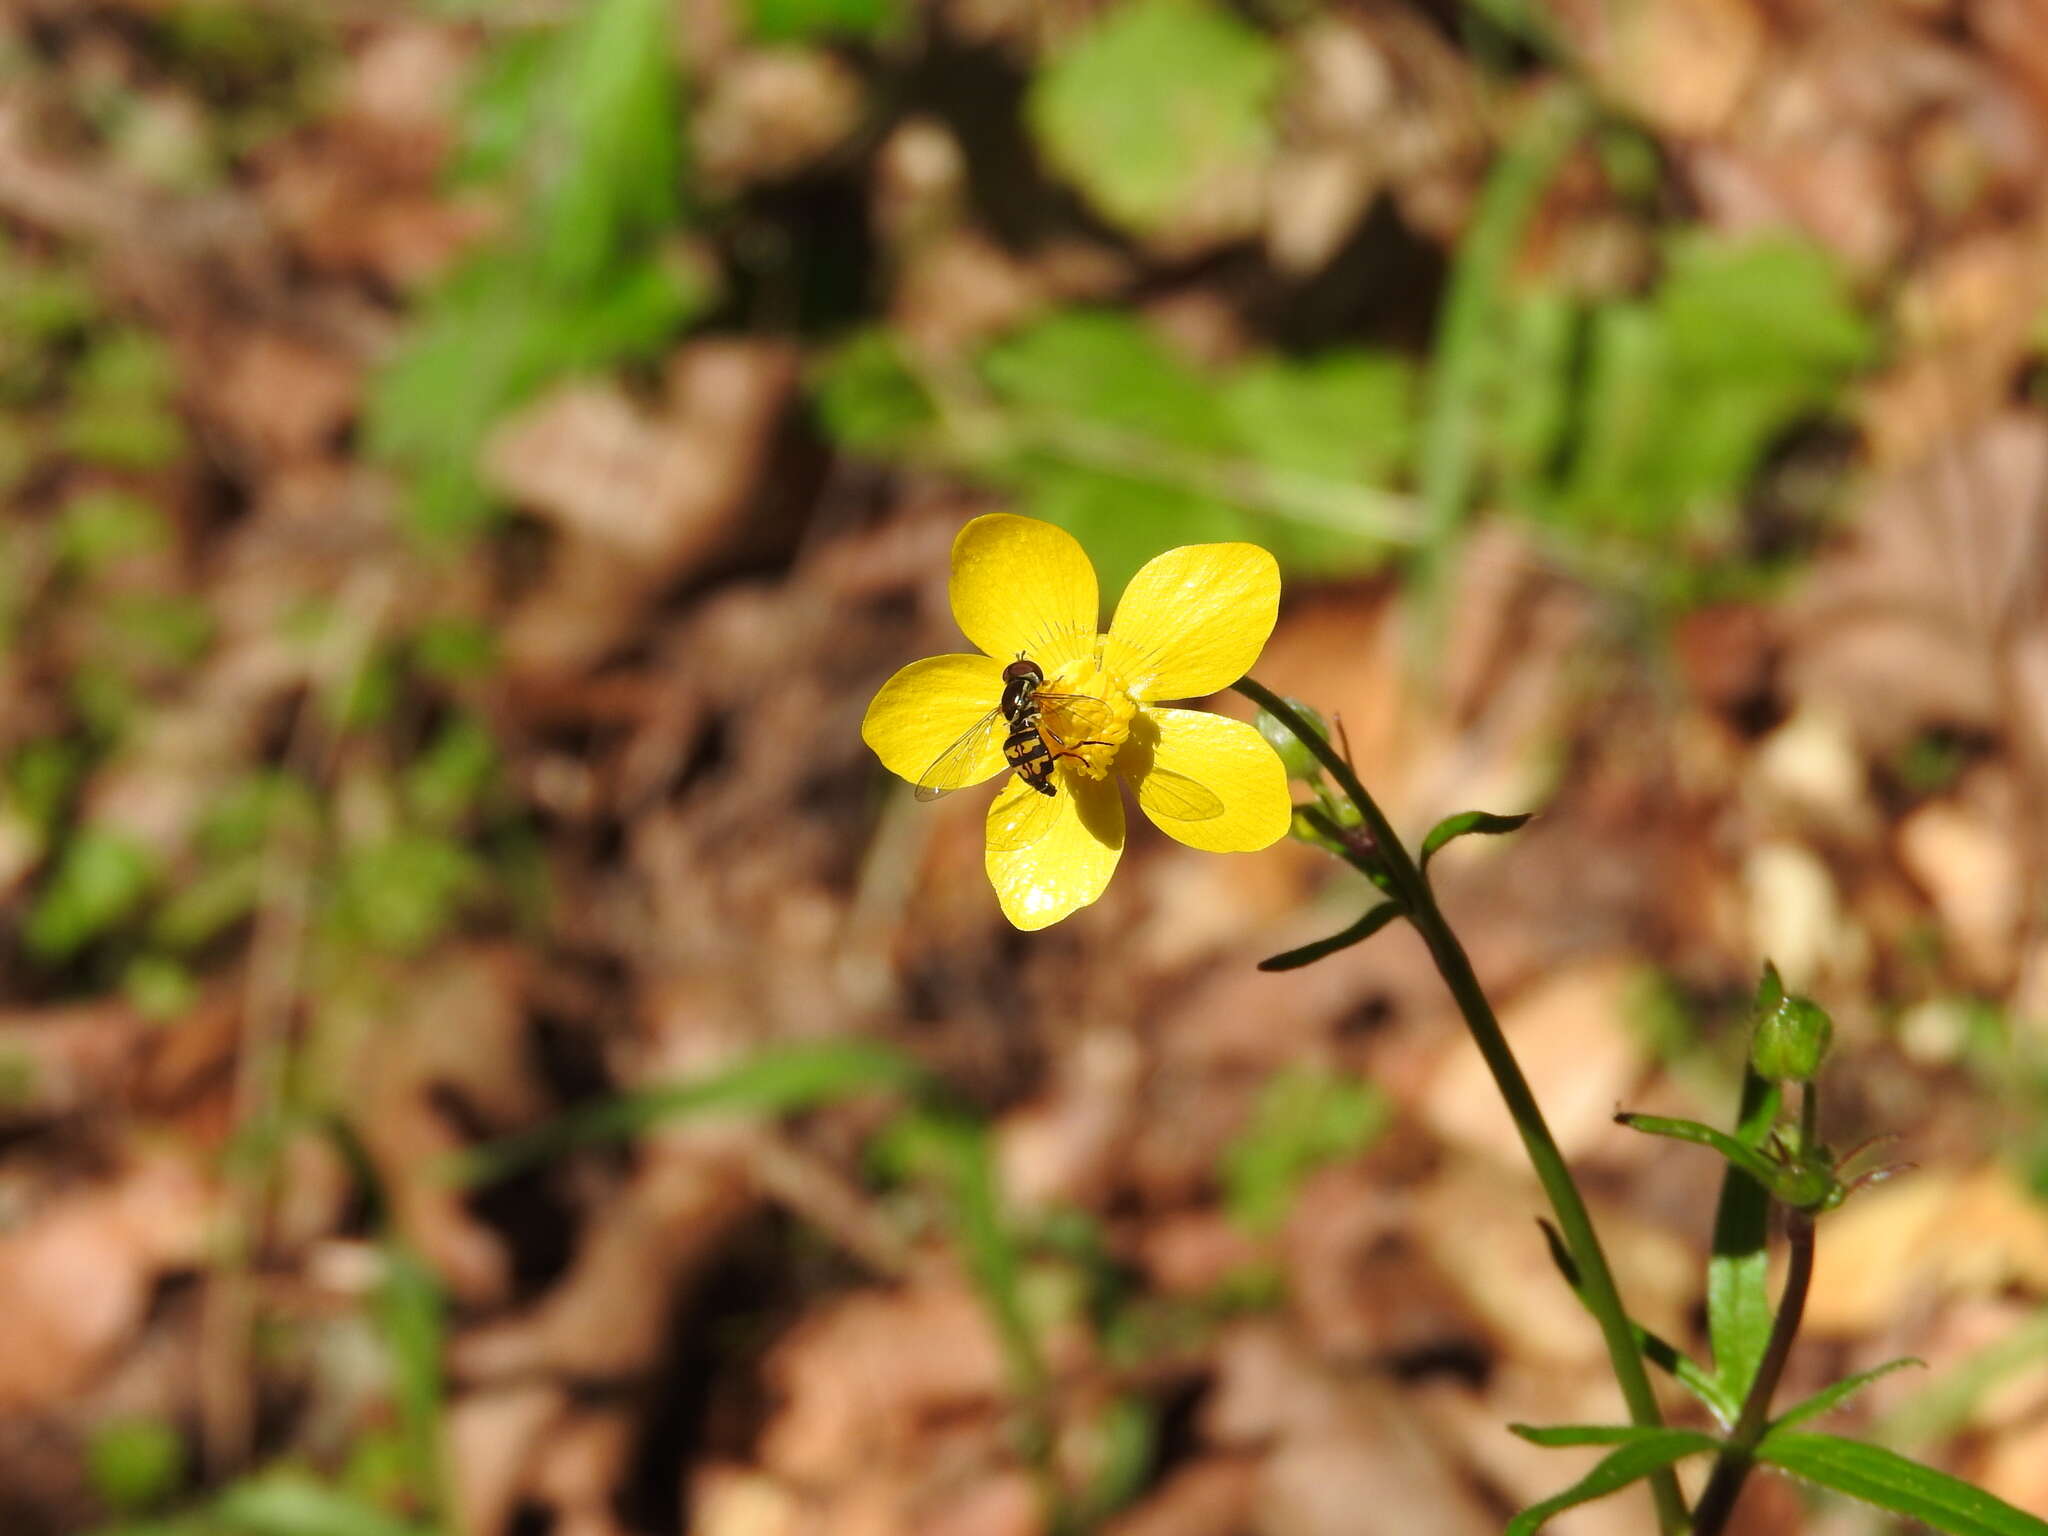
<box><xmin>1042</xmin><ymin>655</ymin><xmax>1135</xmax><ymax>780</ymax></box>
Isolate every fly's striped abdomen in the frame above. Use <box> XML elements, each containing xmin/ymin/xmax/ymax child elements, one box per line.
<box><xmin>1003</xmin><ymin>718</ymin><xmax>1057</xmax><ymax>795</ymax></box>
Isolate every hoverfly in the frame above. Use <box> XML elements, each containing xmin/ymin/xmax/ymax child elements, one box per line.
<box><xmin>915</xmin><ymin>655</ymin><xmax>1225</xmax><ymax>850</ymax></box>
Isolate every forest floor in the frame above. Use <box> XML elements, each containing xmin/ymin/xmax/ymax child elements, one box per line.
<box><xmin>5</xmin><ymin>2</ymin><xmax>2048</xmax><ymax>1534</ymax></box>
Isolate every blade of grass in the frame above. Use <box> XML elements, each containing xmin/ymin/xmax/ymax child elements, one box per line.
<box><xmin>454</xmin><ymin>1040</ymin><xmax>928</xmax><ymax>1182</ymax></box>
<box><xmin>1415</xmin><ymin>82</ymin><xmax>1594</xmax><ymax>605</ymax></box>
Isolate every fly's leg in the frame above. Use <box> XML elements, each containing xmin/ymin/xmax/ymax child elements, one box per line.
<box><xmin>1040</xmin><ymin>723</ymin><xmax>1115</xmax><ymax>766</ymax></box>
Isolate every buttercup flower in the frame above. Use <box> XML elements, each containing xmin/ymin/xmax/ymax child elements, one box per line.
<box><xmin>863</xmin><ymin>514</ymin><xmax>1291</xmax><ymax>929</ymax></box>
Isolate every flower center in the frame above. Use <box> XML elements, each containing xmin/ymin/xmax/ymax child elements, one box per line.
<box><xmin>1041</xmin><ymin>656</ymin><xmax>1135</xmax><ymax>780</ymax></box>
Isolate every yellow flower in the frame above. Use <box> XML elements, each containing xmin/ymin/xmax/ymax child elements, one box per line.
<box><xmin>863</xmin><ymin>514</ymin><xmax>1292</xmax><ymax>929</ymax></box>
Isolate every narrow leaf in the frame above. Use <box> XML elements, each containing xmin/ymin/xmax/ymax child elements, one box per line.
<box><xmin>1503</xmin><ymin>1431</ymin><xmax>1722</xmax><ymax>1536</ymax></box>
<box><xmin>1768</xmin><ymin>1358</ymin><xmax>1925</xmax><ymax>1435</ymax></box>
<box><xmin>1510</xmin><ymin>1423</ymin><xmax>1690</xmax><ymax>1449</ymax></box>
<box><xmin>1536</xmin><ymin>1219</ymin><xmax>1740</xmax><ymax>1426</ymax></box>
<box><xmin>1418</xmin><ymin>809</ymin><xmax>1534</xmax><ymax>871</ymax></box>
<box><xmin>1757</xmin><ymin>1432</ymin><xmax>2048</xmax><ymax>1536</ymax></box>
<box><xmin>1709</xmin><ymin>1066</ymin><xmax>1779</xmax><ymax>1400</ymax></box>
<box><xmin>376</xmin><ymin>1246</ymin><xmax>448</xmax><ymax>1519</ymax></box>
<box><xmin>456</xmin><ymin>1041</ymin><xmax>927</xmax><ymax>1181</ymax></box>
<box><xmin>1258</xmin><ymin>903</ymin><xmax>1401</xmax><ymax>970</ymax></box>
<box><xmin>1616</xmin><ymin>1111</ymin><xmax>1784</xmax><ymax>1188</ymax></box>
<box><xmin>212</xmin><ymin>1474</ymin><xmax>436</xmax><ymax>1536</ymax></box>
<box><xmin>882</xmin><ymin>1110</ymin><xmax>1045</xmax><ymax>1396</ymax></box>
<box><xmin>1420</xmin><ymin>83</ymin><xmax>1592</xmax><ymax>563</ymax></box>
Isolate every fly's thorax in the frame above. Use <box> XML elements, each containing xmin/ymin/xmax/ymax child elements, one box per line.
<box><xmin>999</xmin><ymin>656</ymin><xmax>1045</xmax><ymax>722</ymax></box>
<box><xmin>1041</xmin><ymin>656</ymin><xmax>1135</xmax><ymax>780</ymax></box>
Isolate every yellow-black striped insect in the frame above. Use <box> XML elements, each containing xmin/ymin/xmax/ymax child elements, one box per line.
<box><xmin>915</xmin><ymin>656</ymin><xmax>1224</xmax><ymax>849</ymax></box>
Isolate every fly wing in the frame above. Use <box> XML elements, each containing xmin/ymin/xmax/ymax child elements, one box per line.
<box><xmin>1136</xmin><ymin>765</ymin><xmax>1225</xmax><ymax>823</ymax></box>
<box><xmin>913</xmin><ymin>706</ymin><xmax>1007</xmax><ymax>802</ymax></box>
<box><xmin>986</xmin><ymin>775</ymin><xmax>1065</xmax><ymax>851</ymax></box>
<box><xmin>1034</xmin><ymin>691</ymin><xmax>1117</xmax><ymax>750</ymax></box>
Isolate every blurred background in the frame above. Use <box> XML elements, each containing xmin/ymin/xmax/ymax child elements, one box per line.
<box><xmin>3</xmin><ymin>0</ymin><xmax>2048</xmax><ymax>1532</ymax></box>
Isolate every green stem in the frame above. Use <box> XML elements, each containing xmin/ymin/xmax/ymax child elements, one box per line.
<box><xmin>1236</xmin><ymin>676</ymin><xmax>1688</xmax><ymax>1536</ymax></box>
<box><xmin>1691</xmin><ymin>1209</ymin><xmax>1817</xmax><ymax>1536</ymax></box>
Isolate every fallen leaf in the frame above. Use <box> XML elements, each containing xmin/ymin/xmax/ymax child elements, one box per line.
<box><xmin>0</xmin><ymin>1152</ymin><xmax>209</xmax><ymax>1411</ymax></box>
<box><xmin>1422</xmin><ymin>960</ymin><xmax>1651</xmax><ymax>1166</ymax></box>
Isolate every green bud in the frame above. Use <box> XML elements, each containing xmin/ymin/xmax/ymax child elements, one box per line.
<box><xmin>1751</xmin><ymin>987</ymin><xmax>1833</xmax><ymax>1083</ymax></box>
<box><xmin>1256</xmin><ymin>699</ymin><xmax>1331</xmax><ymax>782</ymax></box>
<box><xmin>1290</xmin><ymin>804</ymin><xmax>1341</xmax><ymax>854</ymax></box>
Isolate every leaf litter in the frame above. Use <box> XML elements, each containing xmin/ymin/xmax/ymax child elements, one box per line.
<box><xmin>3</xmin><ymin>2</ymin><xmax>2048</xmax><ymax>1534</ymax></box>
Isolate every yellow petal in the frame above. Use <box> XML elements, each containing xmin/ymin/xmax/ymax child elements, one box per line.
<box><xmin>1122</xmin><ymin>707</ymin><xmax>1291</xmax><ymax>852</ymax></box>
<box><xmin>1104</xmin><ymin>543</ymin><xmax>1279</xmax><ymax>701</ymax></box>
<box><xmin>861</xmin><ymin>653</ymin><xmax>1006</xmax><ymax>788</ymax></box>
<box><xmin>986</xmin><ymin>770</ymin><xmax>1123</xmax><ymax>930</ymax></box>
<box><xmin>950</xmin><ymin>513</ymin><xmax>1100</xmax><ymax>668</ymax></box>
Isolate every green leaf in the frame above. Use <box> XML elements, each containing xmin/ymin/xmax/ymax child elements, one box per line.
<box><xmin>746</xmin><ymin>0</ymin><xmax>902</xmax><ymax>41</ymax></box>
<box><xmin>811</xmin><ymin>329</ymin><xmax>938</xmax><ymax>453</ymax></box>
<box><xmin>211</xmin><ymin>1473</ymin><xmax>435</xmax><ymax>1536</ymax></box>
<box><xmin>1220</xmin><ymin>1067</ymin><xmax>1387</xmax><ymax>1230</ymax></box>
<box><xmin>1257</xmin><ymin>902</ymin><xmax>1402</xmax><ymax>971</ymax></box>
<box><xmin>87</xmin><ymin>1418</ymin><xmax>186</xmax><ymax>1514</ymax></box>
<box><xmin>55</xmin><ymin>490</ymin><xmax>168</xmax><ymax>574</ymax></box>
<box><xmin>533</xmin><ymin>0</ymin><xmax>685</xmax><ymax>290</ymax></box>
<box><xmin>1534</xmin><ymin>1218</ymin><xmax>1740</xmax><ymax>1426</ymax></box>
<box><xmin>1028</xmin><ymin>0</ymin><xmax>1280</xmax><ymax>233</ymax></box>
<box><xmin>374</xmin><ymin>1246</ymin><xmax>447</xmax><ymax>1517</ymax></box>
<box><xmin>61</xmin><ymin>330</ymin><xmax>184</xmax><ymax>470</ymax></box>
<box><xmin>458</xmin><ymin>1040</ymin><xmax>928</xmax><ymax>1180</ymax></box>
<box><xmin>330</xmin><ymin>833</ymin><xmax>485</xmax><ymax>957</ymax></box>
<box><xmin>25</xmin><ymin>829</ymin><xmax>156</xmax><ymax>961</ymax></box>
<box><xmin>1756</xmin><ymin>1432</ymin><xmax>2048</xmax><ymax>1536</ymax></box>
<box><xmin>368</xmin><ymin>0</ymin><xmax>698</xmax><ymax>536</ymax></box>
<box><xmin>124</xmin><ymin>954</ymin><xmax>199</xmax><ymax>1021</ymax></box>
<box><xmin>881</xmin><ymin>1109</ymin><xmax>1044</xmax><ymax>1394</ymax></box>
<box><xmin>1504</xmin><ymin>1430</ymin><xmax>1722</xmax><ymax>1536</ymax></box>
<box><xmin>1767</xmin><ymin>1357</ymin><xmax>1924</xmax><ymax>1436</ymax></box>
<box><xmin>971</xmin><ymin>311</ymin><xmax>1410</xmax><ymax>591</ymax></box>
<box><xmin>403</xmin><ymin>715</ymin><xmax>499</xmax><ymax>829</ymax></box>
<box><xmin>1421</xmin><ymin>85</ymin><xmax>1592</xmax><ymax>568</ymax></box>
<box><xmin>1509</xmin><ymin>1422</ymin><xmax>1680</xmax><ymax>1448</ymax></box>
<box><xmin>449</xmin><ymin>27</ymin><xmax>552</xmax><ymax>187</ymax></box>
<box><xmin>370</xmin><ymin>252</ymin><xmax>700</xmax><ymax>537</ymax></box>
<box><xmin>106</xmin><ymin>594</ymin><xmax>214</xmax><ymax>668</ymax></box>
<box><xmin>411</xmin><ymin>619</ymin><xmax>499</xmax><ymax>681</ymax></box>
<box><xmin>1709</xmin><ymin>1066</ymin><xmax>1779</xmax><ymax>1400</ymax></box>
<box><xmin>981</xmin><ymin>310</ymin><xmax>1236</xmax><ymax>452</ymax></box>
<box><xmin>1220</xmin><ymin>351</ymin><xmax>1415</xmax><ymax>485</ymax></box>
<box><xmin>5</xmin><ymin>737</ymin><xmax>86</xmax><ymax>837</ymax></box>
<box><xmin>1418</xmin><ymin>809</ymin><xmax>1534</xmax><ymax>870</ymax></box>
<box><xmin>1615</xmin><ymin>1111</ymin><xmax>1785</xmax><ymax>1188</ymax></box>
<box><xmin>1071</xmin><ymin>1392</ymin><xmax>1156</xmax><ymax>1522</ymax></box>
<box><xmin>150</xmin><ymin>858</ymin><xmax>260</xmax><ymax>950</ymax></box>
<box><xmin>1515</xmin><ymin>233</ymin><xmax>1874</xmax><ymax>551</ymax></box>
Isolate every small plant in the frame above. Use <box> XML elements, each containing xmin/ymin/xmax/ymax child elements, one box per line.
<box><xmin>854</xmin><ymin>518</ymin><xmax>2048</xmax><ymax>1534</ymax></box>
<box><xmin>1232</xmin><ymin>690</ymin><xmax>2044</xmax><ymax>1535</ymax></box>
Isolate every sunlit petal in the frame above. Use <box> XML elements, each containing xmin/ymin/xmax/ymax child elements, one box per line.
<box><xmin>1121</xmin><ymin>707</ymin><xmax>1290</xmax><ymax>852</ymax></box>
<box><xmin>951</xmin><ymin>513</ymin><xmax>1100</xmax><ymax>668</ymax></box>
<box><xmin>861</xmin><ymin>653</ymin><xmax>1007</xmax><ymax>788</ymax></box>
<box><xmin>1104</xmin><ymin>543</ymin><xmax>1279</xmax><ymax>700</ymax></box>
<box><xmin>986</xmin><ymin>770</ymin><xmax>1124</xmax><ymax>929</ymax></box>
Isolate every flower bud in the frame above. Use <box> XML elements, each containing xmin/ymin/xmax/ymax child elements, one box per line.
<box><xmin>1751</xmin><ymin>990</ymin><xmax>1833</xmax><ymax>1083</ymax></box>
<box><xmin>1256</xmin><ymin>699</ymin><xmax>1331</xmax><ymax>782</ymax></box>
